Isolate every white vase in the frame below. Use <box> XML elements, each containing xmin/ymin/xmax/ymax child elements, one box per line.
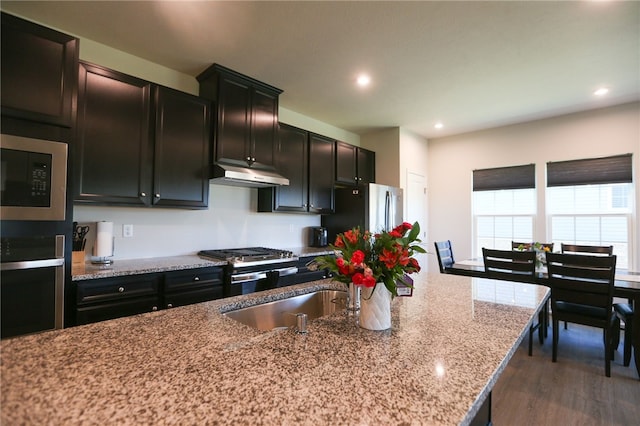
<box><xmin>359</xmin><ymin>283</ymin><xmax>392</xmax><ymax>330</ymax></box>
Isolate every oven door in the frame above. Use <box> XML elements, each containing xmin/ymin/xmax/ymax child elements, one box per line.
<box><xmin>0</xmin><ymin>235</ymin><xmax>64</xmax><ymax>339</ymax></box>
<box><xmin>227</xmin><ymin>264</ymin><xmax>298</xmax><ymax>297</ymax></box>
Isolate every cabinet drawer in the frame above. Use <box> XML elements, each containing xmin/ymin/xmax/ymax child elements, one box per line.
<box><xmin>164</xmin><ymin>268</ymin><xmax>223</xmax><ymax>293</ymax></box>
<box><xmin>164</xmin><ymin>286</ymin><xmax>224</xmax><ymax>309</ymax></box>
<box><xmin>77</xmin><ymin>275</ymin><xmax>159</xmax><ymax>304</ymax></box>
<box><xmin>76</xmin><ymin>296</ymin><xmax>159</xmax><ymax>325</ymax></box>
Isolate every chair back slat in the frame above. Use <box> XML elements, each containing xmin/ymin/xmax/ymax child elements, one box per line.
<box><xmin>482</xmin><ymin>248</ymin><xmax>535</xmax><ymax>282</ymax></box>
<box><xmin>434</xmin><ymin>240</ymin><xmax>455</xmax><ymax>273</ymax></box>
<box><xmin>560</xmin><ymin>243</ymin><xmax>613</xmax><ymax>255</ymax></box>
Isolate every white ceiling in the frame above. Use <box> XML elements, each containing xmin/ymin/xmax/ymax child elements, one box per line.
<box><xmin>3</xmin><ymin>1</ymin><xmax>639</xmax><ymax>139</ymax></box>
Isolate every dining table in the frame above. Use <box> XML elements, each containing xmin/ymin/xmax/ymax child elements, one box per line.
<box><xmin>445</xmin><ymin>258</ymin><xmax>640</xmax><ymax>379</ymax></box>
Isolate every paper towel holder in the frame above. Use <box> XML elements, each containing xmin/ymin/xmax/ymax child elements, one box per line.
<box><xmin>91</xmin><ymin>221</ymin><xmax>115</xmax><ymax>265</ymax></box>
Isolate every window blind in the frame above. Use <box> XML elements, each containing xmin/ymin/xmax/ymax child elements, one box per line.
<box><xmin>547</xmin><ymin>154</ymin><xmax>632</xmax><ymax>187</ymax></box>
<box><xmin>473</xmin><ymin>164</ymin><xmax>535</xmax><ymax>192</ymax></box>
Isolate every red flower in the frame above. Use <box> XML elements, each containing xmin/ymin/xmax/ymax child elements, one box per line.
<box><xmin>379</xmin><ymin>248</ymin><xmax>399</xmax><ymax>269</ymax></box>
<box><xmin>344</xmin><ymin>229</ymin><xmax>359</xmax><ymax>245</ymax></box>
<box><xmin>351</xmin><ymin>250</ymin><xmax>365</xmax><ymax>265</ymax></box>
<box><xmin>352</xmin><ymin>272</ymin><xmax>364</xmax><ymax>285</ymax></box>
<box><xmin>334</xmin><ymin>236</ymin><xmax>345</xmax><ymax>248</ymax></box>
<box><xmin>362</xmin><ymin>276</ymin><xmax>376</xmax><ymax>287</ymax></box>
<box><xmin>398</xmin><ymin>248</ymin><xmax>410</xmax><ymax>266</ymax></box>
<box><xmin>389</xmin><ymin>230</ymin><xmax>403</xmax><ymax>238</ymax></box>
<box><xmin>408</xmin><ymin>257</ymin><xmax>421</xmax><ymax>272</ymax></box>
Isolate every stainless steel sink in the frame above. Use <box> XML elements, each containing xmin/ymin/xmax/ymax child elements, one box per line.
<box><xmin>223</xmin><ymin>290</ymin><xmax>347</xmax><ymax>330</ymax></box>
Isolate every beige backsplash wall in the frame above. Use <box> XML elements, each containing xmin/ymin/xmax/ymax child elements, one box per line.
<box><xmin>74</xmin><ymin>185</ymin><xmax>322</xmax><ymax>260</ymax></box>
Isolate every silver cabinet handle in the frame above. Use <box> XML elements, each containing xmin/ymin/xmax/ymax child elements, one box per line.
<box><xmin>140</xmin><ymin>192</ymin><xmax>146</xmax><ymax>197</ymax></box>
<box><xmin>167</xmin><ymin>303</ymin><xmax>173</xmax><ymax>308</ymax></box>
<box><xmin>118</xmin><ymin>287</ymin><xmax>125</xmax><ymax>293</ymax></box>
<box><xmin>1</xmin><ymin>258</ymin><xmax>64</xmax><ymax>271</ymax></box>
<box><xmin>154</xmin><ymin>193</ymin><xmax>160</xmax><ymax>198</ymax></box>
<box><xmin>194</xmin><ymin>276</ymin><xmax>200</xmax><ymax>281</ymax></box>
<box><xmin>152</xmin><ymin>306</ymin><xmax>158</xmax><ymax>311</ymax></box>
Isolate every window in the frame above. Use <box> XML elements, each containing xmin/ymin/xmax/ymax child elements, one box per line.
<box><xmin>473</xmin><ymin>164</ymin><xmax>535</xmax><ymax>257</ymax></box>
<box><xmin>546</xmin><ymin>154</ymin><xmax>633</xmax><ymax>269</ymax></box>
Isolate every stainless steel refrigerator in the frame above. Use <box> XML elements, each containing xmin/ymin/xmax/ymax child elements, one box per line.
<box><xmin>322</xmin><ymin>183</ymin><xmax>403</xmax><ymax>244</ymax></box>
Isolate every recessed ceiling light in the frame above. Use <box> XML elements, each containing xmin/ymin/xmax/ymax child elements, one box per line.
<box><xmin>434</xmin><ymin>122</ymin><xmax>444</xmax><ymax>129</ymax></box>
<box><xmin>594</xmin><ymin>87</ymin><xmax>609</xmax><ymax>96</ymax></box>
<box><xmin>356</xmin><ymin>74</ymin><xmax>371</xmax><ymax>87</ymax></box>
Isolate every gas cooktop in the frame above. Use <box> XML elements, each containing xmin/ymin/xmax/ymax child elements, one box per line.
<box><xmin>198</xmin><ymin>247</ymin><xmax>297</xmax><ymax>267</ymax></box>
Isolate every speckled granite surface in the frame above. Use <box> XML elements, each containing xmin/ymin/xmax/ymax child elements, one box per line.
<box><xmin>1</xmin><ymin>273</ymin><xmax>548</xmax><ymax>425</ymax></box>
<box><xmin>73</xmin><ymin>248</ymin><xmax>334</xmax><ymax>281</ymax></box>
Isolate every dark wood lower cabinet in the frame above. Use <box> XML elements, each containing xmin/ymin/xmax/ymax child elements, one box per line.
<box><xmin>75</xmin><ymin>266</ymin><xmax>223</xmax><ymax>326</ymax></box>
<box><xmin>163</xmin><ymin>267</ymin><xmax>223</xmax><ymax>309</ymax></box>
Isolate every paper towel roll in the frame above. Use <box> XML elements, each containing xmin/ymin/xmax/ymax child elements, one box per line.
<box><xmin>94</xmin><ymin>221</ymin><xmax>114</xmax><ymax>258</ymax></box>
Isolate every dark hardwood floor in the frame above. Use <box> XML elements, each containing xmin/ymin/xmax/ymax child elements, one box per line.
<box><xmin>493</xmin><ymin>323</ymin><xmax>639</xmax><ymax>425</ymax></box>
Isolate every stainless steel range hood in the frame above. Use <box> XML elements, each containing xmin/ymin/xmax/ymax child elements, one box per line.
<box><xmin>210</xmin><ymin>163</ymin><xmax>289</xmax><ymax>188</ymax></box>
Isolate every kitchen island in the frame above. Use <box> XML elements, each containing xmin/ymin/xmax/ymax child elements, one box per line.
<box><xmin>1</xmin><ymin>273</ymin><xmax>548</xmax><ymax>425</ymax></box>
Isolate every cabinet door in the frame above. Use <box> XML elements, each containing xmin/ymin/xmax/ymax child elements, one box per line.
<box><xmin>335</xmin><ymin>141</ymin><xmax>358</xmax><ymax>186</ymax></box>
<box><xmin>163</xmin><ymin>267</ymin><xmax>223</xmax><ymax>308</ymax></box>
<box><xmin>75</xmin><ymin>62</ymin><xmax>152</xmax><ymax>206</ymax></box>
<box><xmin>258</xmin><ymin>123</ymin><xmax>309</xmax><ymax>212</ymax></box>
<box><xmin>250</xmin><ymin>88</ymin><xmax>278</xmax><ymax>170</ymax></box>
<box><xmin>153</xmin><ymin>86</ymin><xmax>211</xmax><ymax>209</ymax></box>
<box><xmin>357</xmin><ymin>147</ymin><xmax>376</xmax><ymax>184</ymax></box>
<box><xmin>1</xmin><ymin>13</ymin><xmax>78</xmax><ymax>128</ymax></box>
<box><xmin>308</xmin><ymin>134</ymin><xmax>335</xmax><ymax>214</ymax></box>
<box><xmin>215</xmin><ymin>76</ymin><xmax>251</xmax><ymax>167</ymax></box>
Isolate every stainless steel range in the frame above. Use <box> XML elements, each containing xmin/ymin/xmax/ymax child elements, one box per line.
<box><xmin>198</xmin><ymin>247</ymin><xmax>299</xmax><ymax>296</ymax></box>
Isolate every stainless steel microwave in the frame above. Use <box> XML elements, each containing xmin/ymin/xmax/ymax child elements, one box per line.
<box><xmin>0</xmin><ymin>134</ymin><xmax>67</xmax><ymax>221</ymax></box>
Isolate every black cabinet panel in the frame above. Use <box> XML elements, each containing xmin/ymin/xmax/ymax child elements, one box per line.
<box><xmin>76</xmin><ymin>296</ymin><xmax>160</xmax><ymax>325</ymax></box>
<box><xmin>308</xmin><ymin>133</ymin><xmax>335</xmax><ymax>213</ymax></box>
<box><xmin>153</xmin><ymin>86</ymin><xmax>210</xmax><ymax>208</ymax></box>
<box><xmin>357</xmin><ymin>147</ymin><xmax>376</xmax><ymax>184</ymax></box>
<box><xmin>216</xmin><ymin>76</ymin><xmax>251</xmax><ymax>167</ymax></box>
<box><xmin>163</xmin><ymin>267</ymin><xmax>223</xmax><ymax>309</ymax></box>
<box><xmin>258</xmin><ymin>123</ymin><xmax>308</xmax><ymax>212</ymax></box>
<box><xmin>75</xmin><ymin>62</ymin><xmax>152</xmax><ymax>205</ymax></box>
<box><xmin>1</xmin><ymin>12</ymin><xmax>78</xmax><ymax>128</ymax></box>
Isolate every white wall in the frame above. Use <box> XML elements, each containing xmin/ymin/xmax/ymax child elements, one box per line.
<box><xmin>427</xmin><ymin>102</ymin><xmax>640</xmax><ymax>272</ymax></box>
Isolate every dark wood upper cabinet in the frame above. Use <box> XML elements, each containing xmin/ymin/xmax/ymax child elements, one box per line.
<box><xmin>308</xmin><ymin>133</ymin><xmax>335</xmax><ymax>214</ymax></box>
<box><xmin>258</xmin><ymin>125</ymin><xmax>335</xmax><ymax>214</ymax></box>
<box><xmin>335</xmin><ymin>141</ymin><xmax>375</xmax><ymax>186</ymax></box>
<box><xmin>258</xmin><ymin>123</ymin><xmax>309</xmax><ymax>213</ymax></box>
<box><xmin>1</xmin><ymin>12</ymin><xmax>78</xmax><ymax>128</ymax></box>
<box><xmin>75</xmin><ymin>62</ymin><xmax>152</xmax><ymax>206</ymax></box>
<box><xmin>75</xmin><ymin>62</ymin><xmax>210</xmax><ymax>209</ymax></box>
<box><xmin>153</xmin><ymin>87</ymin><xmax>211</xmax><ymax>208</ymax></box>
<box><xmin>197</xmin><ymin>64</ymin><xmax>282</xmax><ymax>171</ymax></box>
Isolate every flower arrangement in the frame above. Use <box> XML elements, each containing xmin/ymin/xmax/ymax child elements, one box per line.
<box><xmin>516</xmin><ymin>242</ymin><xmax>553</xmax><ymax>268</ymax></box>
<box><xmin>315</xmin><ymin>221</ymin><xmax>426</xmax><ymax>297</ymax></box>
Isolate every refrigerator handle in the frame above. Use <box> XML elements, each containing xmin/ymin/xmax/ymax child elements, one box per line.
<box><xmin>385</xmin><ymin>190</ymin><xmax>391</xmax><ymax>230</ymax></box>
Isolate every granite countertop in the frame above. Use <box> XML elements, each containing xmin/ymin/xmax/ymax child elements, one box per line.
<box><xmin>72</xmin><ymin>248</ymin><xmax>335</xmax><ymax>281</ymax></box>
<box><xmin>1</xmin><ymin>273</ymin><xmax>549</xmax><ymax>425</ymax></box>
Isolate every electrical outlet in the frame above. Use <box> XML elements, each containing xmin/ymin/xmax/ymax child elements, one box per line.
<box><xmin>123</xmin><ymin>224</ymin><xmax>134</xmax><ymax>238</ymax></box>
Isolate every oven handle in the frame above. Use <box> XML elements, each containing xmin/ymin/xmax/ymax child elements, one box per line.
<box><xmin>1</xmin><ymin>258</ymin><xmax>65</xmax><ymax>271</ymax></box>
<box><xmin>231</xmin><ymin>271</ymin><xmax>268</xmax><ymax>284</ymax></box>
<box><xmin>275</xmin><ymin>266</ymin><xmax>299</xmax><ymax>276</ymax></box>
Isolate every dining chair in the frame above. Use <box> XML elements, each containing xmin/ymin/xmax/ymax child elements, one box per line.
<box><xmin>434</xmin><ymin>240</ymin><xmax>455</xmax><ymax>273</ymax></box>
<box><xmin>482</xmin><ymin>248</ymin><xmax>548</xmax><ymax>355</ymax></box>
<box><xmin>613</xmin><ymin>302</ymin><xmax>634</xmax><ymax>367</ymax></box>
<box><xmin>546</xmin><ymin>252</ymin><xmax>620</xmax><ymax>377</ymax></box>
<box><xmin>559</xmin><ymin>244</ymin><xmax>615</xmax><ymax>329</ymax></box>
